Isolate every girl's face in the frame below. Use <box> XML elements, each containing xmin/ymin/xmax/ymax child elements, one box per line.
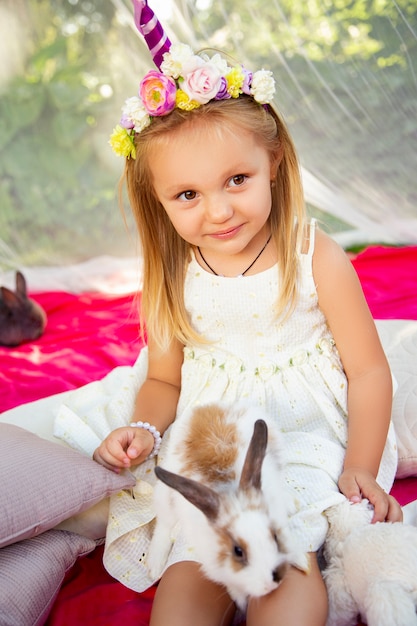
<box><xmin>148</xmin><ymin>121</ymin><xmax>276</xmax><ymax>276</ymax></box>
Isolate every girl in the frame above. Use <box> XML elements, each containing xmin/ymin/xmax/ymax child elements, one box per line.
<box><xmin>70</xmin><ymin>3</ymin><xmax>402</xmax><ymax>625</ymax></box>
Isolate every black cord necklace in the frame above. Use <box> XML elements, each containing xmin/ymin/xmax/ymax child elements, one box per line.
<box><xmin>197</xmin><ymin>235</ymin><xmax>272</xmax><ymax>277</ymax></box>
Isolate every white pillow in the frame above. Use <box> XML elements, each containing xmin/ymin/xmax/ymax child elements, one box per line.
<box><xmin>376</xmin><ymin>320</ymin><xmax>417</xmax><ymax>478</ymax></box>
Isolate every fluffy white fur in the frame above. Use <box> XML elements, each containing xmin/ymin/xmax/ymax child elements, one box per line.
<box><xmin>147</xmin><ymin>402</ymin><xmax>309</xmax><ymax>610</ymax></box>
<box><xmin>323</xmin><ymin>499</ymin><xmax>417</xmax><ymax>626</ymax></box>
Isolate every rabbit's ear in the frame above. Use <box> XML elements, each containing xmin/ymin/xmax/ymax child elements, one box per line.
<box><xmin>239</xmin><ymin>419</ymin><xmax>268</xmax><ymax>492</ymax></box>
<box><xmin>0</xmin><ymin>286</ymin><xmax>23</xmax><ymax>309</ymax></box>
<box><xmin>155</xmin><ymin>466</ymin><xmax>220</xmax><ymax>521</ymax></box>
<box><xmin>15</xmin><ymin>271</ymin><xmax>28</xmax><ymax>298</ymax></box>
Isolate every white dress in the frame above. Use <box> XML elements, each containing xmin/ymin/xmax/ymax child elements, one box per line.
<box><xmin>54</xmin><ymin>222</ymin><xmax>398</xmax><ymax>592</ymax></box>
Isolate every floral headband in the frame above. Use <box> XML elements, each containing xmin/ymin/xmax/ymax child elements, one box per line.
<box><xmin>109</xmin><ymin>0</ymin><xmax>276</xmax><ymax>160</ymax></box>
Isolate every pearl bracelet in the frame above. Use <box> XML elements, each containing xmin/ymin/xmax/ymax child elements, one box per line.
<box><xmin>130</xmin><ymin>420</ymin><xmax>162</xmax><ymax>459</ymax></box>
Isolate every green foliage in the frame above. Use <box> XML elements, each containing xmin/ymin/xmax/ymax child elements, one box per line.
<box><xmin>0</xmin><ymin>0</ymin><xmax>134</xmax><ymax>267</ymax></box>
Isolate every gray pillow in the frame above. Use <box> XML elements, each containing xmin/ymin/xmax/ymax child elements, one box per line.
<box><xmin>0</xmin><ymin>423</ymin><xmax>135</xmax><ymax>548</ymax></box>
<box><xmin>0</xmin><ymin>529</ymin><xmax>96</xmax><ymax>626</ymax></box>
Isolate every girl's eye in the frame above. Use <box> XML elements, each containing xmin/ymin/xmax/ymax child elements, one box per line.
<box><xmin>229</xmin><ymin>174</ymin><xmax>247</xmax><ymax>187</ymax></box>
<box><xmin>178</xmin><ymin>190</ymin><xmax>197</xmax><ymax>201</ymax></box>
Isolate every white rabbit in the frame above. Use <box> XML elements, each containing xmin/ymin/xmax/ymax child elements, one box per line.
<box><xmin>323</xmin><ymin>498</ymin><xmax>417</xmax><ymax>626</ymax></box>
<box><xmin>147</xmin><ymin>402</ymin><xmax>309</xmax><ymax>610</ymax></box>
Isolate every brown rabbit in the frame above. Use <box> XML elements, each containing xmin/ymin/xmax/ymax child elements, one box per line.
<box><xmin>0</xmin><ymin>271</ymin><xmax>47</xmax><ymax>346</ymax></box>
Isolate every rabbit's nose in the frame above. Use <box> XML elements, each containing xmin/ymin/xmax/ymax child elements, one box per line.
<box><xmin>272</xmin><ymin>563</ymin><xmax>288</xmax><ymax>583</ymax></box>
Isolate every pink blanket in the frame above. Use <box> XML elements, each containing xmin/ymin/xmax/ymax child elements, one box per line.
<box><xmin>351</xmin><ymin>245</ymin><xmax>417</xmax><ymax>319</ymax></box>
<box><xmin>1</xmin><ymin>245</ymin><xmax>416</xmax><ymax>625</ymax></box>
<box><xmin>0</xmin><ymin>292</ymin><xmax>143</xmax><ymax>414</ymax></box>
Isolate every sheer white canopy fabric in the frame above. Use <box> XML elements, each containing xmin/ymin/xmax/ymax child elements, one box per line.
<box><xmin>0</xmin><ymin>0</ymin><xmax>416</xmax><ymax>280</ymax></box>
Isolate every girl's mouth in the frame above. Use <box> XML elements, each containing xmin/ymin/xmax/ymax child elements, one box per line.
<box><xmin>210</xmin><ymin>225</ymin><xmax>242</xmax><ymax>240</ymax></box>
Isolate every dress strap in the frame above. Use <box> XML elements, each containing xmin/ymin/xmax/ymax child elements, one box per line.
<box><xmin>306</xmin><ymin>218</ymin><xmax>317</xmax><ymax>257</ymax></box>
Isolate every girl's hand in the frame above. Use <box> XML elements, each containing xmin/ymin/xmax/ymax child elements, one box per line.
<box><xmin>338</xmin><ymin>467</ymin><xmax>403</xmax><ymax>523</ymax></box>
<box><xmin>93</xmin><ymin>426</ymin><xmax>155</xmax><ymax>472</ymax></box>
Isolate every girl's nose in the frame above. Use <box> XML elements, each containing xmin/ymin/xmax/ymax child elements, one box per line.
<box><xmin>204</xmin><ymin>194</ymin><xmax>233</xmax><ymax>223</ymax></box>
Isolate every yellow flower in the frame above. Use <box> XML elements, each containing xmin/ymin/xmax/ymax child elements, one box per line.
<box><xmin>175</xmin><ymin>89</ymin><xmax>201</xmax><ymax>111</ymax></box>
<box><xmin>109</xmin><ymin>125</ymin><xmax>136</xmax><ymax>159</ymax></box>
<box><xmin>226</xmin><ymin>67</ymin><xmax>244</xmax><ymax>98</ymax></box>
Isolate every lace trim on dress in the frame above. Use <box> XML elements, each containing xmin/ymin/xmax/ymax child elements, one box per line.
<box><xmin>183</xmin><ymin>336</ymin><xmax>336</xmax><ymax>380</ymax></box>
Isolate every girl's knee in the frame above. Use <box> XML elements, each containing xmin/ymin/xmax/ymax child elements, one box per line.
<box><xmin>247</xmin><ymin>554</ymin><xmax>328</xmax><ymax>626</ymax></box>
<box><xmin>151</xmin><ymin>562</ymin><xmax>236</xmax><ymax>626</ymax></box>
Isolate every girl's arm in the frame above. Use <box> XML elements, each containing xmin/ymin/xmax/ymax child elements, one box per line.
<box><xmin>93</xmin><ymin>335</ymin><xmax>183</xmax><ymax>470</ymax></box>
<box><xmin>312</xmin><ymin>228</ymin><xmax>402</xmax><ymax>522</ymax></box>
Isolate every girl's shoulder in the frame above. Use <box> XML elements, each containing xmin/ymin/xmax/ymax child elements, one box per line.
<box><xmin>312</xmin><ymin>226</ymin><xmax>367</xmax><ymax>320</ymax></box>
<box><xmin>312</xmin><ymin>227</ymin><xmax>353</xmax><ymax>276</ymax></box>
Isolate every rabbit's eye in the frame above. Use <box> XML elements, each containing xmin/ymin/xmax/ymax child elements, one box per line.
<box><xmin>229</xmin><ymin>535</ymin><xmax>248</xmax><ymax>565</ymax></box>
<box><xmin>233</xmin><ymin>545</ymin><xmax>245</xmax><ymax>560</ymax></box>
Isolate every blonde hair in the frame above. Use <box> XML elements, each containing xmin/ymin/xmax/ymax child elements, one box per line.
<box><xmin>123</xmin><ymin>96</ymin><xmax>306</xmax><ymax>350</ymax></box>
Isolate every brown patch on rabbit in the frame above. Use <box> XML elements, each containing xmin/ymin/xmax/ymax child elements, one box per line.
<box><xmin>182</xmin><ymin>404</ymin><xmax>239</xmax><ymax>483</ymax></box>
<box><xmin>217</xmin><ymin>526</ymin><xmax>250</xmax><ymax>570</ymax></box>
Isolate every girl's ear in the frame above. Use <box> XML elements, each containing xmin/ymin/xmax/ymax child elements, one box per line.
<box><xmin>270</xmin><ymin>145</ymin><xmax>284</xmax><ymax>180</ymax></box>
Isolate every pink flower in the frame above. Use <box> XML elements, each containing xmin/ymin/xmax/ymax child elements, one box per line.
<box><xmin>181</xmin><ymin>61</ymin><xmax>223</xmax><ymax>105</ymax></box>
<box><xmin>139</xmin><ymin>70</ymin><xmax>177</xmax><ymax>116</ymax></box>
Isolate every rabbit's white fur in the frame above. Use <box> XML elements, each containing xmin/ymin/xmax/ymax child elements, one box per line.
<box><xmin>147</xmin><ymin>402</ymin><xmax>309</xmax><ymax>610</ymax></box>
<box><xmin>323</xmin><ymin>498</ymin><xmax>417</xmax><ymax>626</ymax></box>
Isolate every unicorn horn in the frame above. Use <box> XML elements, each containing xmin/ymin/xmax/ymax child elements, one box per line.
<box><xmin>132</xmin><ymin>0</ymin><xmax>172</xmax><ymax>70</ymax></box>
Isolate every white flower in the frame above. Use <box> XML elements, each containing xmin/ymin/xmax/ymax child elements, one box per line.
<box><xmin>256</xmin><ymin>360</ymin><xmax>277</xmax><ymax>381</ymax></box>
<box><xmin>180</xmin><ymin>54</ymin><xmax>205</xmax><ymax>75</ymax></box>
<box><xmin>222</xmin><ymin>356</ymin><xmax>244</xmax><ymax>376</ymax></box>
<box><xmin>289</xmin><ymin>349</ymin><xmax>309</xmax><ymax>367</ymax></box>
<box><xmin>250</xmin><ymin>69</ymin><xmax>276</xmax><ymax>104</ymax></box>
<box><xmin>316</xmin><ymin>337</ymin><xmax>335</xmax><ymax>356</ymax></box>
<box><xmin>121</xmin><ymin>96</ymin><xmax>151</xmax><ymax>132</ymax></box>
<box><xmin>200</xmin><ymin>52</ymin><xmax>230</xmax><ymax>76</ymax></box>
<box><xmin>160</xmin><ymin>43</ymin><xmax>194</xmax><ymax>79</ymax></box>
